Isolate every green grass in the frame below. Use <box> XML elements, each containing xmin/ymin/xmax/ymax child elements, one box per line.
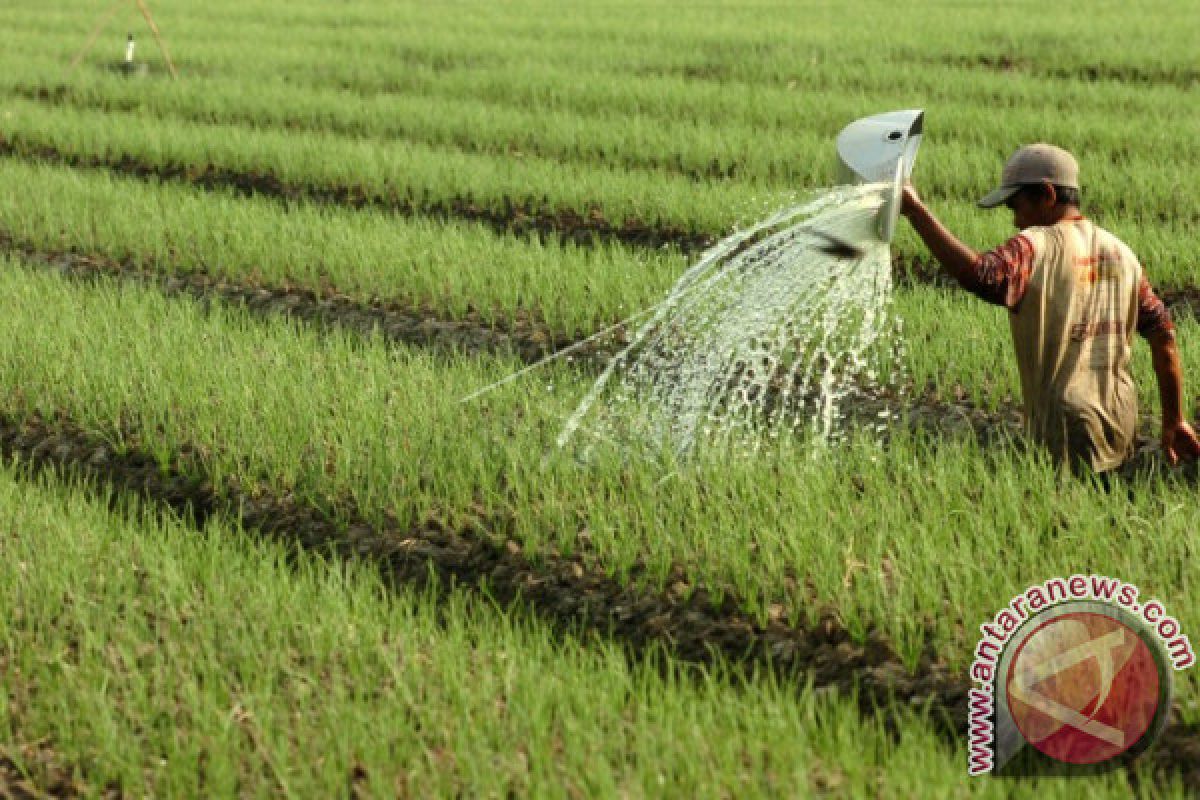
<box><xmin>3</xmin><ymin>0</ymin><xmax>1200</xmax><ymax>790</ymax></box>
<box><xmin>1</xmin><ymin>50</ymin><xmax>1193</xmax><ymax>191</ymax></box>
<box><xmin>4</xmin><ymin>0</ymin><xmax>1200</xmax><ymax>280</ymax></box>
<box><xmin>0</xmin><ymin>96</ymin><xmax>754</xmax><ymax>237</ymax></box>
<box><xmin>0</xmin><ymin>157</ymin><xmax>688</xmax><ymax>336</ymax></box>
<box><xmin>2</xmin><ymin>88</ymin><xmax>1196</xmax><ymax>284</ymax></box>
<box><xmin>0</xmin><ymin>258</ymin><xmax>1198</xmax><ymax>711</ymax></box>
<box><xmin>4</xmin><ymin>0</ymin><xmax>1198</xmax><ymax>91</ymax></box>
<box><xmin>10</xmin><ymin>461</ymin><xmax>1146</xmax><ymax>798</ymax></box>
<box><xmin>0</xmin><ymin>157</ymin><xmax>1190</xmax><ymax>385</ymax></box>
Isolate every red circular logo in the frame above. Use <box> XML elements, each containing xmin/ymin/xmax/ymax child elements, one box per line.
<box><xmin>1005</xmin><ymin>611</ymin><xmax>1163</xmax><ymax>765</ymax></box>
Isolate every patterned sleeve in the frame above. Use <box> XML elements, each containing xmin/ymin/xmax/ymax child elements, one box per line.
<box><xmin>1135</xmin><ymin>275</ymin><xmax>1174</xmax><ymax>339</ymax></box>
<box><xmin>968</xmin><ymin>234</ymin><xmax>1035</xmax><ymax>310</ymax></box>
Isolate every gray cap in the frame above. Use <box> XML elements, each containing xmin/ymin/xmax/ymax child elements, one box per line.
<box><xmin>978</xmin><ymin>143</ymin><xmax>1080</xmax><ymax>208</ymax></box>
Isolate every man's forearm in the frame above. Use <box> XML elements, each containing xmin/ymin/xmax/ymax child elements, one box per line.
<box><xmin>1150</xmin><ymin>331</ymin><xmax>1186</xmax><ymax>426</ymax></box>
<box><xmin>904</xmin><ymin>201</ymin><xmax>982</xmax><ymax>289</ymax></box>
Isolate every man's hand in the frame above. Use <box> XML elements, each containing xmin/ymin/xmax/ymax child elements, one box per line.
<box><xmin>1162</xmin><ymin>420</ymin><xmax>1200</xmax><ymax>466</ymax></box>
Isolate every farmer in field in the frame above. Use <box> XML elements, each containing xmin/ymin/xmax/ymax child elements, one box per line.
<box><xmin>899</xmin><ymin>143</ymin><xmax>1200</xmax><ymax>473</ymax></box>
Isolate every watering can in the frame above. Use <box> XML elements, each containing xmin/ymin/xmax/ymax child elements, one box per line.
<box><xmin>835</xmin><ymin>109</ymin><xmax>924</xmax><ymax>243</ymax></box>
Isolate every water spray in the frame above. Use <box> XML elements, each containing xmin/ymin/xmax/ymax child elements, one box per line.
<box><xmin>467</xmin><ymin>110</ymin><xmax>925</xmax><ymax>461</ymax></box>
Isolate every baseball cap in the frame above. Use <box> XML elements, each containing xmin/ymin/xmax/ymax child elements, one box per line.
<box><xmin>977</xmin><ymin>144</ymin><xmax>1080</xmax><ymax>208</ymax></box>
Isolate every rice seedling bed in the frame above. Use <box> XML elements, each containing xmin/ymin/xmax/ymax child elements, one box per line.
<box><xmin>6</xmin><ymin>1</ymin><xmax>1200</xmax><ymax>791</ymax></box>
<box><xmin>1</xmin><ymin>264</ymin><xmax>1199</xmax><ymax>791</ymax></box>
<box><xmin>10</xmin><ymin>460</ymin><xmax>1115</xmax><ymax>798</ymax></box>
<box><xmin>1</xmin><ymin>259</ymin><xmax>1197</xmax><ymax>700</ymax></box>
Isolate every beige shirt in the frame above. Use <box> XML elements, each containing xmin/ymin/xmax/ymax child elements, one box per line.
<box><xmin>1007</xmin><ymin>219</ymin><xmax>1142</xmax><ymax>472</ymax></box>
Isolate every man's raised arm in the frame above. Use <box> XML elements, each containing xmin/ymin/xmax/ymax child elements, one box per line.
<box><xmin>900</xmin><ymin>186</ymin><xmax>980</xmax><ymax>286</ymax></box>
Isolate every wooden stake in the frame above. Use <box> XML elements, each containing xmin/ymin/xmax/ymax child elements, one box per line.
<box><xmin>67</xmin><ymin>0</ymin><xmax>127</xmax><ymax>74</ymax></box>
<box><xmin>134</xmin><ymin>0</ymin><xmax>179</xmax><ymax>79</ymax></box>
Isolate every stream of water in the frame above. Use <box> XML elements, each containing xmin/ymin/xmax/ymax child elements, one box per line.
<box><xmin>557</xmin><ymin>183</ymin><xmax>907</xmax><ymax>460</ymax></box>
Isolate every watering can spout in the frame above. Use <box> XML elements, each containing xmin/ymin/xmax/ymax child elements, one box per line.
<box><xmin>835</xmin><ymin>109</ymin><xmax>924</xmax><ymax>242</ymax></box>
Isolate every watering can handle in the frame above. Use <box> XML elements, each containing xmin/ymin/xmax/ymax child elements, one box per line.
<box><xmin>877</xmin><ymin>157</ymin><xmax>906</xmax><ymax>243</ymax></box>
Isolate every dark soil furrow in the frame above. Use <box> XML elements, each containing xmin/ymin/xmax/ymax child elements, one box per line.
<box><xmin>0</xmin><ymin>233</ymin><xmax>615</xmax><ymax>365</ymax></box>
<box><xmin>0</xmin><ymin>408</ymin><xmax>1198</xmax><ymax>786</ymax></box>
<box><xmin>932</xmin><ymin>54</ymin><xmax>1200</xmax><ymax>88</ymax></box>
<box><xmin>9</xmin><ymin>85</ymin><xmax>746</xmax><ymax>184</ymax></box>
<box><xmin>7</xmin><ymin>232</ymin><xmax>1199</xmax><ymax>398</ymax></box>
<box><xmin>891</xmin><ymin>257</ymin><xmax>1200</xmax><ymax>321</ymax></box>
<box><xmin>1159</xmin><ymin>288</ymin><xmax>1200</xmax><ymax>320</ymax></box>
<box><xmin>5</xmin><ymin>138</ymin><xmax>1200</xmax><ymax>312</ymax></box>
<box><xmin>0</xmin><ymin>136</ymin><xmax>714</xmax><ymax>253</ymax></box>
<box><xmin>0</xmin><ymin>408</ymin><xmax>962</xmax><ymax>731</ymax></box>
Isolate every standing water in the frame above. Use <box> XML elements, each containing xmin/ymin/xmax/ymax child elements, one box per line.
<box><xmin>556</xmin><ymin>182</ymin><xmax>908</xmax><ymax>460</ymax></box>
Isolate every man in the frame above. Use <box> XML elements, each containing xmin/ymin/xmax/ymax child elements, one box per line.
<box><xmin>900</xmin><ymin>143</ymin><xmax>1200</xmax><ymax>473</ymax></box>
